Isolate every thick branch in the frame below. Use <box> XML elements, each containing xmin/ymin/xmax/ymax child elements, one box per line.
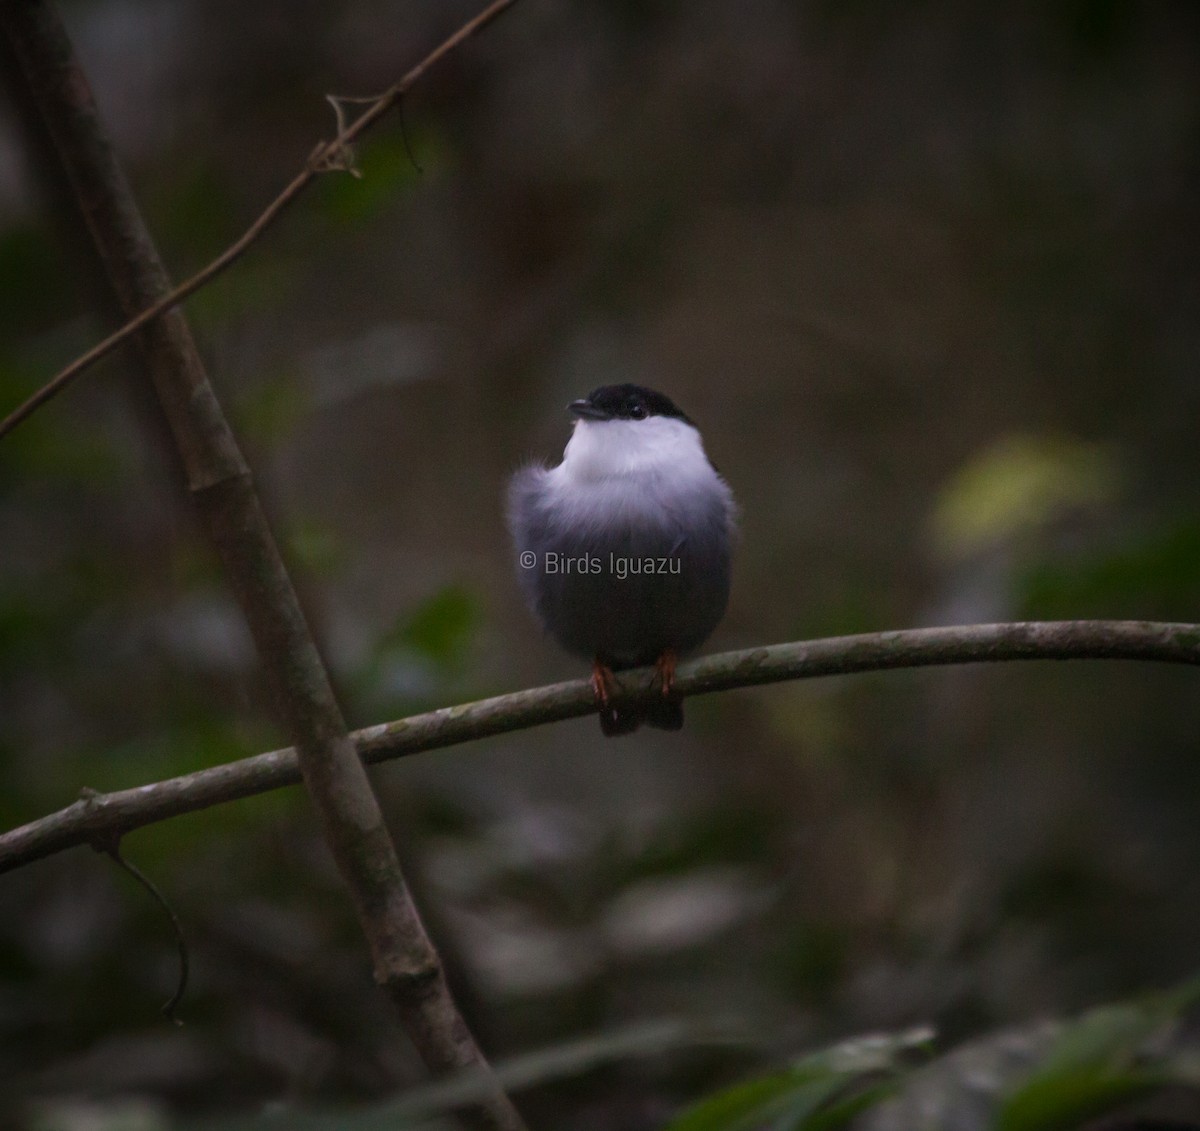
<box><xmin>0</xmin><ymin>0</ymin><xmax>518</xmax><ymax>442</ymax></box>
<box><xmin>3</xmin><ymin>620</ymin><xmax>1196</xmax><ymax>874</ymax></box>
<box><xmin>0</xmin><ymin>4</ymin><xmax>525</xmax><ymax>1128</ymax></box>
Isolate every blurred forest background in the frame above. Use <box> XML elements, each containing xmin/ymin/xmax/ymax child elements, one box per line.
<box><xmin>1</xmin><ymin>0</ymin><xmax>1199</xmax><ymax>1128</ymax></box>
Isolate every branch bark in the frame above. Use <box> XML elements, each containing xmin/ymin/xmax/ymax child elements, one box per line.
<box><xmin>0</xmin><ymin>0</ymin><xmax>518</xmax><ymax>442</ymax></box>
<box><xmin>3</xmin><ymin>620</ymin><xmax>1196</xmax><ymax>875</ymax></box>
<box><xmin>0</xmin><ymin>4</ymin><xmax>526</xmax><ymax>1129</ymax></box>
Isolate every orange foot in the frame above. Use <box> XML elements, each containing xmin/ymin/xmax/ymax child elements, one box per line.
<box><xmin>653</xmin><ymin>649</ymin><xmax>678</xmax><ymax>697</ymax></box>
<box><xmin>591</xmin><ymin>659</ymin><xmax>619</xmax><ymax>709</ymax></box>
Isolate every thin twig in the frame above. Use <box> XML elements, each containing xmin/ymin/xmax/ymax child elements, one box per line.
<box><xmin>2</xmin><ymin>620</ymin><xmax>1197</xmax><ymax>875</ymax></box>
<box><xmin>79</xmin><ymin>787</ymin><xmax>190</xmax><ymax>1024</ymax></box>
<box><xmin>102</xmin><ymin>845</ymin><xmax>190</xmax><ymax>1024</ymax></box>
<box><xmin>0</xmin><ymin>0</ymin><xmax>518</xmax><ymax>442</ymax></box>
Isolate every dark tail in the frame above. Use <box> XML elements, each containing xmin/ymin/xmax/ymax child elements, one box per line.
<box><xmin>599</xmin><ymin>694</ymin><xmax>684</xmax><ymax>737</ymax></box>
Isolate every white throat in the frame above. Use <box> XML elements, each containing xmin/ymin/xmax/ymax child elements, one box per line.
<box><xmin>559</xmin><ymin>416</ymin><xmax>711</xmax><ymax>483</ymax></box>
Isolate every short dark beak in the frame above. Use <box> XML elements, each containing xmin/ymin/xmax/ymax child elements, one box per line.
<box><xmin>568</xmin><ymin>399</ymin><xmax>609</xmax><ymax>420</ymax></box>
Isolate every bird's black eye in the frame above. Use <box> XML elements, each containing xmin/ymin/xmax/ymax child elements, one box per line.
<box><xmin>627</xmin><ymin>400</ymin><xmax>647</xmax><ymax>419</ymax></box>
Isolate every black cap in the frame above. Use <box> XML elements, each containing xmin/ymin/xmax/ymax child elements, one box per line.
<box><xmin>568</xmin><ymin>384</ymin><xmax>692</xmax><ymax>424</ymax></box>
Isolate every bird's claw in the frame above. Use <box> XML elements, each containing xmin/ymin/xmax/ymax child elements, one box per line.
<box><xmin>591</xmin><ymin>660</ymin><xmax>619</xmax><ymax>708</ymax></box>
<box><xmin>653</xmin><ymin>650</ymin><xmax>677</xmax><ymax>698</ymax></box>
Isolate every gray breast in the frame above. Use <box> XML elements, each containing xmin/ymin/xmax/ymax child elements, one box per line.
<box><xmin>508</xmin><ymin>468</ymin><xmax>733</xmax><ymax>668</ymax></box>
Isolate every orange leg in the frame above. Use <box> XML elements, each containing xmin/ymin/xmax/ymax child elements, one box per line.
<box><xmin>653</xmin><ymin>649</ymin><xmax>678</xmax><ymax>697</ymax></box>
<box><xmin>591</xmin><ymin>659</ymin><xmax>619</xmax><ymax>708</ymax></box>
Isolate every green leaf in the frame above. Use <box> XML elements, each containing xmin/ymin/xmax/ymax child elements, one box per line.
<box><xmin>765</xmin><ymin>1075</ymin><xmax>888</xmax><ymax>1131</ymax></box>
<box><xmin>996</xmin><ymin>978</ymin><xmax>1200</xmax><ymax>1131</ymax></box>
<box><xmin>666</xmin><ymin>1070</ymin><xmax>821</xmax><ymax>1131</ymax></box>
<box><xmin>1031</xmin><ymin>1003</ymin><xmax>1159</xmax><ymax>1077</ymax></box>
<box><xmin>930</xmin><ymin>433</ymin><xmax>1119</xmax><ymax>557</ymax></box>
<box><xmin>995</xmin><ymin>1066</ymin><xmax>1160</xmax><ymax>1131</ymax></box>
<box><xmin>666</xmin><ymin>1028</ymin><xmax>931</xmax><ymax>1131</ymax></box>
<box><xmin>796</xmin><ymin>1081</ymin><xmax>899</xmax><ymax>1131</ymax></box>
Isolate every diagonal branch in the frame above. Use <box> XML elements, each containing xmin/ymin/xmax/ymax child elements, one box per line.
<box><xmin>0</xmin><ymin>3</ymin><xmax>526</xmax><ymax>1128</ymax></box>
<box><xmin>2</xmin><ymin>619</ymin><xmax>1197</xmax><ymax>875</ymax></box>
<box><xmin>0</xmin><ymin>0</ymin><xmax>518</xmax><ymax>443</ymax></box>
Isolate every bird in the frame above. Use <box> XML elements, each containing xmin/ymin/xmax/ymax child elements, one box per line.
<box><xmin>507</xmin><ymin>383</ymin><xmax>737</xmax><ymax>735</ymax></box>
